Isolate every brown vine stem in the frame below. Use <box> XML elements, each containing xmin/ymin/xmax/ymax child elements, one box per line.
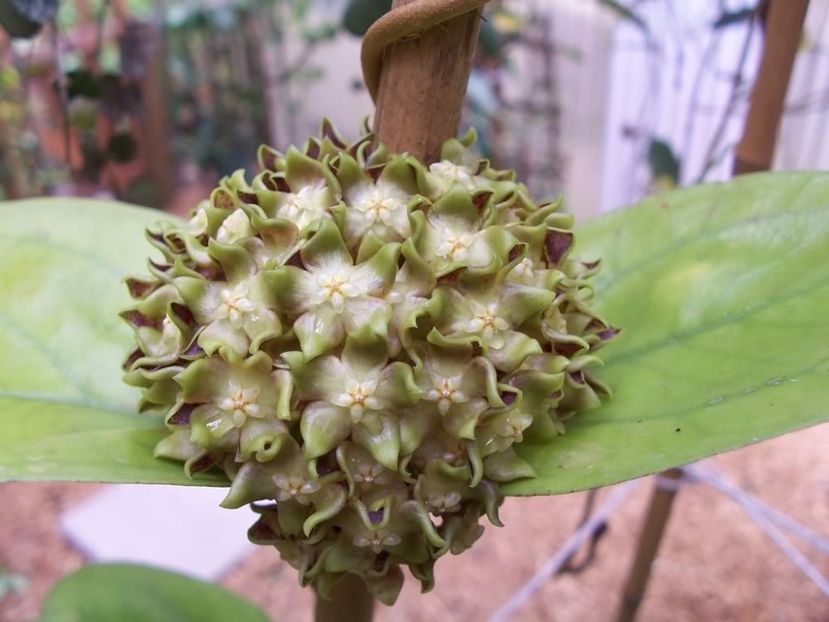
<box><xmin>314</xmin><ymin>573</ymin><xmax>375</xmax><ymax>622</ymax></box>
<box><xmin>362</xmin><ymin>0</ymin><xmax>487</xmax><ymax>162</ymax></box>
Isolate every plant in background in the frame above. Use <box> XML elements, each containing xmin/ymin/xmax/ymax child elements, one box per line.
<box><xmin>38</xmin><ymin>564</ymin><xmax>269</xmax><ymax>622</ymax></box>
<box><xmin>165</xmin><ymin>0</ymin><xmax>339</xmax><ymax>176</ymax></box>
<box><xmin>0</xmin><ymin>0</ymin><xmax>154</xmax><ymax>200</ymax></box>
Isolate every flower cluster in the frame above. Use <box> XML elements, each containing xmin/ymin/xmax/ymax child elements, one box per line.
<box><xmin>121</xmin><ymin>122</ymin><xmax>617</xmax><ymax>604</ymax></box>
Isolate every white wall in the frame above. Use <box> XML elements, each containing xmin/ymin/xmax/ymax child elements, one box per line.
<box><xmin>600</xmin><ymin>0</ymin><xmax>829</xmax><ymax>212</ymax></box>
<box><xmin>279</xmin><ymin>0</ymin><xmax>829</xmax><ymax>216</ymax></box>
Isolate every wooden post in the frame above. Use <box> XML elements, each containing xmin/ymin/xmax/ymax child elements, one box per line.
<box><xmin>733</xmin><ymin>0</ymin><xmax>809</xmax><ymax>174</ymax></box>
<box><xmin>615</xmin><ymin>469</ymin><xmax>683</xmax><ymax>622</ymax></box>
<box><xmin>367</xmin><ymin>0</ymin><xmax>485</xmax><ymax>163</ymax></box>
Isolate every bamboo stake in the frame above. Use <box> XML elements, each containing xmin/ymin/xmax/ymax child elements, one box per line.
<box><xmin>366</xmin><ymin>0</ymin><xmax>485</xmax><ymax>163</ymax></box>
<box><xmin>733</xmin><ymin>0</ymin><xmax>809</xmax><ymax>174</ymax></box>
<box><xmin>615</xmin><ymin>469</ymin><xmax>683</xmax><ymax>622</ymax></box>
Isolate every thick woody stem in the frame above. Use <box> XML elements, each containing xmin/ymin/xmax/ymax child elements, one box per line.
<box><xmin>314</xmin><ymin>573</ymin><xmax>375</xmax><ymax>622</ymax></box>
<box><xmin>363</xmin><ymin>0</ymin><xmax>486</xmax><ymax>163</ymax></box>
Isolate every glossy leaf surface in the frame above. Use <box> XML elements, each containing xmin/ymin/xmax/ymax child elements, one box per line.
<box><xmin>506</xmin><ymin>172</ymin><xmax>829</xmax><ymax>494</ymax></box>
<box><xmin>0</xmin><ymin>199</ymin><xmax>224</xmax><ymax>485</ymax></box>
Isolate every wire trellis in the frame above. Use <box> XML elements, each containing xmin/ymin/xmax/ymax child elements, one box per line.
<box><xmin>488</xmin><ymin>461</ymin><xmax>829</xmax><ymax>621</ymax></box>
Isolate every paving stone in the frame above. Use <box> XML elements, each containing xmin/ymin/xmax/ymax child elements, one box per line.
<box><xmin>59</xmin><ymin>485</ymin><xmax>256</xmax><ymax>581</ymax></box>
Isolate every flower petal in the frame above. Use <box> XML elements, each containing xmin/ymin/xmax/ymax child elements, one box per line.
<box><xmin>353</xmin><ymin>412</ymin><xmax>400</xmax><ymax>471</ymax></box>
<box><xmin>197</xmin><ymin>319</ymin><xmax>249</xmax><ymax>357</ymax></box>
<box><xmin>300</xmin><ymin>402</ymin><xmax>352</xmax><ymax>459</ymax></box>
<box><xmin>442</xmin><ymin>399</ymin><xmax>488</xmax><ymax>440</ymax></box>
<box><xmin>288</xmin><ymin>354</ymin><xmax>347</xmax><ymax>402</ymax></box>
<box><xmin>341</xmin><ymin>296</ymin><xmax>392</xmax><ymax>336</ymax></box>
<box><xmin>500</xmin><ymin>282</ymin><xmax>556</xmax><ymax>327</ymax></box>
<box><xmin>294</xmin><ymin>306</ymin><xmax>345</xmax><ymax>359</ymax></box>
<box><xmin>350</xmin><ymin>242</ymin><xmax>400</xmax><ymax>296</ymax></box>
<box><xmin>486</xmin><ymin>331</ymin><xmax>543</xmax><ymax>373</ymax></box>
<box><xmin>483</xmin><ymin>447</ymin><xmax>536</xmax><ymax>482</ymax></box>
<box><xmin>300</xmin><ymin>219</ymin><xmax>352</xmax><ymax>272</ymax></box>
<box><xmin>264</xmin><ymin>265</ymin><xmax>318</xmax><ymax>316</ymax></box>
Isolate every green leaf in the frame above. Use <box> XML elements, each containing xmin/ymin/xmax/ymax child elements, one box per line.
<box><xmin>647</xmin><ymin>138</ymin><xmax>681</xmax><ymax>186</ymax></box>
<box><xmin>39</xmin><ymin>563</ymin><xmax>269</xmax><ymax>622</ymax></box>
<box><xmin>0</xmin><ymin>199</ymin><xmax>225</xmax><ymax>486</ymax></box>
<box><xmin>505</xmin><ymin>172</ymin><xmax>829</xmax><ymax>495</ymax></box>
<box><xmin>342</xmin><ymin>0</ymin><xmax>391</xmax><ymax>37</ymax></box>
<box><xmin>0</xmin><ymin>0</ymin><xmax>58</xmax><ymax>38</ymax></box>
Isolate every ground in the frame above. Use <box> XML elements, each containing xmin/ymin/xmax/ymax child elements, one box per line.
<box><xmin>1</xmin><ymin>424</ymin><xmax>827</xmax><ymax>622</ymax></box>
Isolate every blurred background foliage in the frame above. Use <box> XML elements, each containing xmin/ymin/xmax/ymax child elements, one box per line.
<box><xmin>1</xmin><ymin>0</ymin><xmax>828</xmax><ymax>217</ymax></box>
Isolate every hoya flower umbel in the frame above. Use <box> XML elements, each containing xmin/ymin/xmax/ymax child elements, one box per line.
<box><xmin>338</xmin><ymin>154</ymin><xmax>417</xmax><ymax>244</ymax></box>
<box><xmin>121</xmin><ymin>123</ymin><xmax>617</xmax><ymax>606</ymax></box>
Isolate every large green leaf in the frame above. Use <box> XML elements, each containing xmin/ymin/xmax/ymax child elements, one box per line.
<box><xmin>39</xmin><ymin>563</ymin><xmax>269</xmax><ymax>622</ymax></box>
<box><xmin>1</xmin><ymin>172</ymin><xmax>828</xmax><ymax>495</ymax></box>
<box><xmin>0</xmin><ymin>199</ymin><xmax>224</xmax><ymax>485</ymax></box>
<box><xmin>505</xmin><ymin>172</ymin><xmax>829</xmax><ymax>494</ymax></box>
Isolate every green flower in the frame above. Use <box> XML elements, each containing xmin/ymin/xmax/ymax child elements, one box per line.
<box><xmin>288</xmin><ymin>328</ymin><xmax>421</xmax><ymax>469</ymax></box>
<box><xmin>121</xmin><ymin>121</ymin><xmax>616</xmax><ymax>605</ymax></box>
<box><xmin>174</xmin><ymin>351</ymin><xmax>281</xmax><ymax>446</ymax></box>
<box><xmin>335</xmin><ymin>153</ymin><xmax>418</xmax><ymax>246</ymax></box>
<box><xmin>266</xmin><ymin>220</ymin><xmax>398</xmax><ymax>359</ymax></box>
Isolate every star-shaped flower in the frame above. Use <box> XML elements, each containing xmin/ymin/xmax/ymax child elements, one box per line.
<box><xmin>431</xmin><ymin>274</ymin><xmax>555</xmax><ymax>372</ymax></box>
<box><xmin>175</xmin><ymin>351</ymin><xmax>280</xmax><ymax>446</ymax></box>
<box><xmin>266</xmin><ymin>220</ymin><xmax>399</xmax><ymax>359</ymax></box>
<box><xmin>286</xmin><ymin>327</ymin><xmax>422</xmax><ymax>469</ymax></box>
<box><xmin>336</xmin><ymin>153</ymin><xmax>417</xmax><ymax>246</ymax></box>
<box><xmin>412</xmin><ymin>186</ymin><xmax>515</xmax><ymax>276</ymax></box>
